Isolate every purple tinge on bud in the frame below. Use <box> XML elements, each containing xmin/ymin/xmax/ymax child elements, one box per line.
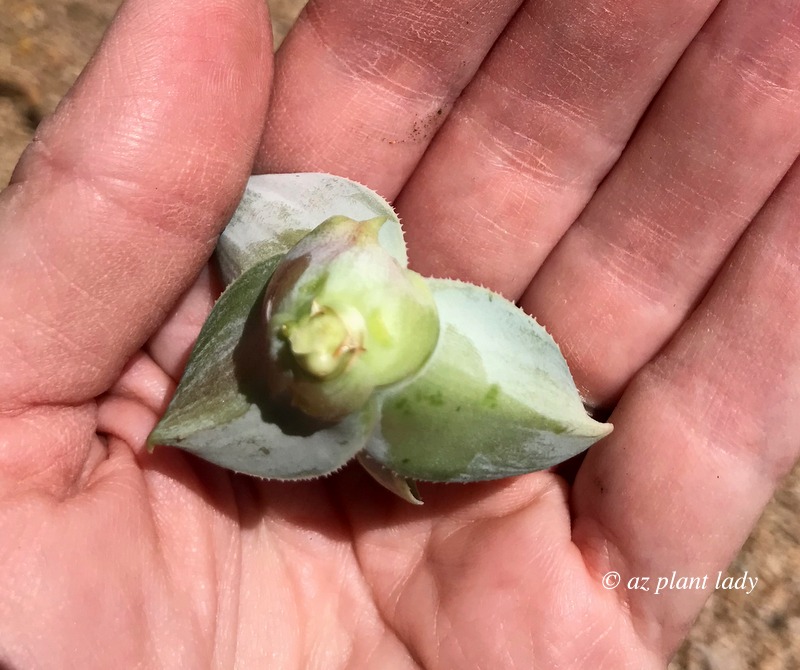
<box><xmin>263</xmin><ymin>215</ymin><xmax>439</xmax><ymax>421</ymax></box>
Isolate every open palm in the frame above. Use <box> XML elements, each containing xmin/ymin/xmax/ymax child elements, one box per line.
<box><xmin>1</xmin><ymin>0</ymin><xmax>798</xmax><ymax>667</ymax></box>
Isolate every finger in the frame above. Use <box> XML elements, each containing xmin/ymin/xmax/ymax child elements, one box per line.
<box><xmin>521</xmin><ymin>0</ymin><xmax>800</xmax><ymax>405</ymax></box>
<box><xmin>393</xmin><ymin>0</ymin><xmax>722</xmax><ymax>296</ymax></box>
<box><xmin>107</xmin><ymin>351</ymin><xmax>175</xmax><ymax>416</ymax></box>
<box><xmin>0</xmin><ymin>0</ymin><xmax>272</xmax><ymax>411</ymax></box>
<box><xmin>146</xmin><ymin>266</ymin><xmax>222</xmax><ymax>381</ymax></box>
<box><xmin>256</xmin><ymin>0</ymin><xmax>524</xmax><ymax>197</ymax></box>
<box><xmin>571</xmin><ymin>158</ymin><xmax>800</xmax><ymax>657</ymax></box>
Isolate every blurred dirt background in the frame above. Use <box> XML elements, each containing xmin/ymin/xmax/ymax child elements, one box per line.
<box><xmin>1</xmin><ymin>1</ymin><xmax>798</xmax><ymax>667</ymax></box>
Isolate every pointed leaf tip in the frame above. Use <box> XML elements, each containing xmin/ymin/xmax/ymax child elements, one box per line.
<box><xmin>149</xmin><ymin>255</ymin><xmax>376</xmax><ymax>479</ymax></box>
<box><xmin>365</xmin><ymin>279</ymin><xmax>612</xmax><ymax>482</ymax></box>
<box><xmin>358</xmin><ymin>452</ymin><xmax>424</xmax><ymax>504</ymax></box>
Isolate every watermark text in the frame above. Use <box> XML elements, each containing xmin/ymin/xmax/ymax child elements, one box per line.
<box><xmin>601</xmin><ymin>570</ymin><xmax>757</xmax><ymax>595</ymax></box>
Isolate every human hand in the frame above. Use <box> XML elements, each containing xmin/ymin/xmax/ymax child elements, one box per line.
<box><xmin>1</xmin><ymin>0</ymin><xmax>798</xmax><ymax>667</ymax></box>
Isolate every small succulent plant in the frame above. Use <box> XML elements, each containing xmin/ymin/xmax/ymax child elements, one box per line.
<box><xmin>148</xmin><ymin>174</ymin><xmax>612</xmax><ymax>503</ymax></box>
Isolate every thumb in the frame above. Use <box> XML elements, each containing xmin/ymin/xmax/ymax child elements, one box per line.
<box><xmin>0</xmin><ymin>0</ymin><xmax>272</xmax><ymax>411</ymax></box>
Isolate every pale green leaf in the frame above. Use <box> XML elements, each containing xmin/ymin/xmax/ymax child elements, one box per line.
<box><xmin>217</xmin><ymin>173</ymin><xmax>407</xmax><ymax>283</ymax></box>
<box><xmin>148</xmin><ymin>255</ymin><xmax>375</xmax><ymax>478</ymax></box>
<box><xmin>364</xmin><ymin>279</ymin><xmax>613</xmax><ymax>482</ymax></box>
<box><xmin>356</xmin><ymin>452</ymin><xmax>423</xmax><ymax>505</ymax></box>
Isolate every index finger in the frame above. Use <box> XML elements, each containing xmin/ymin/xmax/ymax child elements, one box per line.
<box><xmin>256</xmin><ymin>0</ymin><xmax>523</xmax><ymax>197</ymax></box>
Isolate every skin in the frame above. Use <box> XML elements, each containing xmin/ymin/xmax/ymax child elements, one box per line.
<box><xmin>1</xmin><ymin>0</ymin><xmax>798</xmax><ymax>666</ymax></box>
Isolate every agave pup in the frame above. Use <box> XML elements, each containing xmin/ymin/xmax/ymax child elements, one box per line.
<box><xmin>148</xmin><ymin>174</ymin><xmax>611</xmax><ymax>503</ymax></box>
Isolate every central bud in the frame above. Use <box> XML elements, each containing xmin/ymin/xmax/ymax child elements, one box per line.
<box><xmin>263</xmin><ymin>215</ymin><xmax>440</xmax><ymax>421</ymax></box>
<box><xmin>281</xmin><ymin>302</ymin><xmax>365</xmax><ymax>379</ymax></box>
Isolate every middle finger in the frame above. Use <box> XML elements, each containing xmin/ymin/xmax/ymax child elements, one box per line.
<box><xmin>395</xmin><ymin>0</ymin><xmax>724</xmax><ymax>295</ymax></box>
<box><xmin>256</xmin><ymin>0</ymin><xmax>525</xmax><ymax>197</ymax></box>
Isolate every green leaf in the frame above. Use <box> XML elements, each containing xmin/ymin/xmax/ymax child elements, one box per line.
<box><xmin>356</xmin><ymin>452</ymin><xmax>423</xmax><ymax>505</ymax></box>
<box><xmin>217</xmin><ymin>173</ymin><xmax>407</xmax><ymax>283</ymax></box>
<box><xmin>148</xmin><ymin>256</ymin><xmax>376</xmax><ymax>479</ymax></box>
<box><xmin>364</xmin><ymin>279</ymin><xmax>612</xmax><ymax>482</ymax></box>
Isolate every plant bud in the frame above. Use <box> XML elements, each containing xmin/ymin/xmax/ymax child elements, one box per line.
<box><xmin>264</xmin><ymin>216</ymin><xmax>439</xmax><ymax>421</ymax></box>
<box><xmin>151</xmin><ymin>174</ymin><xmax>615</xmax><ymax>501</ymax></box>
